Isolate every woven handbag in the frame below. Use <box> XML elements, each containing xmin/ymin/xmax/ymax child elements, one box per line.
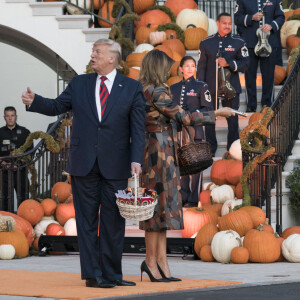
<box><xmin>177</xmin><ymin>126</ymin><xmax>213</xmax><ymax>176</ymax></box>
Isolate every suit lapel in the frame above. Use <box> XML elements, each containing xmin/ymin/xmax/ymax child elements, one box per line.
<box><xmin>87</xmin><ymin>73</ymin><xmax>99</xmax><ymax>122</ymax></box>
<box><xmin>101</xmin><ymin>72</ymin><xmax>124</xmax><ymax>123</ymax></box>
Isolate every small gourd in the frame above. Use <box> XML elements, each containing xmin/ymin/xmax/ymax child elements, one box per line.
<box><xmin>0</xmin><ymin>244</ymin><xmax>15</xmax><ymax>260</ymax></box>
<box><xmin>211</xmin><ymin>184</ymin><xmax>235</xmax><ymax>204</ymax></box>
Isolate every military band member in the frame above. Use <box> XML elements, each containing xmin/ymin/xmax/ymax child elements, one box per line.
<box><xmin>197</xmin><ymin>12</ymin><xmax>249</xmax><ymax>156</ymax></box>
<box><xmin>170</xmin><ymin>56</ymin><xmax>213</xmax><ymax>207</ymax></box>
<box><xmin>234</xmin><ymin>0</ymin><xmax>284</xmax><ymax>112</ymax></box>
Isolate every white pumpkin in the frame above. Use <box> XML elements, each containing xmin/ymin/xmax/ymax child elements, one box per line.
<box><xmin>66</xmin><ymin>0</ymin><xmax>92</xmax><ymax>15</ymax></box>
<box><xmin>34</xmin><ymin>219</ymin><xmax>59</xmax><ymax>237</ymax></box>
<box><xmin>134</xmin><ymin>43</ymin><xmax>154</xmax><ymax>53</ymax></box>
<box><xmin>207</xmin><ymin>18</ymin><xmax>218</xmax><ymax>36</ymax></box>
<box><xmin>203</xmin><ymin>182</ymin><xmax>218</xmax><ymax>191</ymax></box>
<box><xmin>221</xmin><ymin>199</ymin><xmax>243</xmax><ymax>216</ymax></box>
<box><xmin>149</xmin><ymin>31</ymin><xmax>167</xmax><ymax>45</ymax></box>
<box><xmin>282</xmin><ymin>234</ymin><xmax>300</xmax><ymax>262</ymax></box>
<box><xmin>281</xmin><ymin>20</ymin><xmax>300</xmax><ymax>48</ymax></box>
<box><xmin>0</xmin><ymin>244</ymin><xmax>15</xmax><ymax>260</ymax></box>
<box><xmin>211</xmin><ymin>184</ymin><xmax>235</xmax><ymax>204</ymax></box>
<box><xmin>211</xmin><ymin>230</ymin><xmax>241</xmax><ymax>263</ymax></box>
<box><xmin>229</xmin><ymin>139</ymin><xmax>242</xmax><ymax>161</ymax></box>
<box><xmin>176</xmin><ymin>9</ymin><xmax>209</xmax><ymax>31</ymax></box>
<box><xmin>64</xmin><ymin>218</ymin><xmax>77</xmax><ymax>236</ymax></box>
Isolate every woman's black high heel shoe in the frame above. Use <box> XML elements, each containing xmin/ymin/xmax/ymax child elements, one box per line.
<box><xmin>157</xmin><ymin>263</ymin><xmax>182</xmax><ymax>281</ymax></box>
<box><xmin>140</xmin><ymin>261</ymin><xmax>170</xmax><ymax>282</ymax></box>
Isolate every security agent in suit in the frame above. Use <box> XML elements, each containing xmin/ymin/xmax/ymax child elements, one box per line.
<box><xmin>197</xmin><ymin>13</ymin><xmax>249</xmax><ymax>156</ymax></box>
<box><xmin>234</xmin><ymin>0</ymin><xmax>284</xmax><ymax>112</ymax></box>
<box><xmin>170</xmin><ymin>56</ymin><xmax>213</xmax><ymax>207</ymax></box>
<box><xmin>21</xmin><ymin>39</ymin><xmax>145</xmax><ymax>288</ymax></box>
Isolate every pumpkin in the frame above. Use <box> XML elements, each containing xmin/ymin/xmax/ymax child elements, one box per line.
<box><xmin>135</xmin><ymin>10</ymin><xmax>172</xmax><ymax>32</ymax></box>
<box><xmin>210</xmin><ymin>159</ymin><xmax>229</xmax><ymax>185</ymax></box>
<box><xmin>164</xmin><ymin>0</ymin><xmax>198</xmax><ymax>17</ymax></box>
<box><xmin>211</xmin><ymin>230</ymin><xmax>241</xmax><ymax>263</ymax></box>
<box><xmin>203</xmin><ymin>182</ymin><xmax>218</xmax><ymax>191</ymax></box>
<box><xmin>225</xmin><ymin>160</ymin><xmax>243</xmax><ymax>185</ymax></box>
<box><xmin>218</xmin><ymin>209</ymin><xmax>253</xmax><ymax>237</ymax></box>
<box><xmin>262</xmin><ymin>218</ymin><xmax>274</xmax><ymax>233</ymax></box>
<box><xmin>281</xmin><ymin>226</ymin><xmax>300</xmax><ymax>239</ymax></box>
<box><xmin>211</xmin><ymin>184</ymin><xmax>235</xmax><ymax>204</ymax></box>
<box><xmin>221</xmin><ymin>199</ymin><xmax>243</xmax><ymax>216</ymax></box>
<box><xmin>176</xmin><ymin>9</ymin><xmax>208</xmax><ymax>31</ymax></box>
<box><xmin>239</xmin><ymin>206</ymin><xmax>266</xmax><ymax>228</ymax></box>
<box><xmin>46</xmin><ymin>223</ymin><xmax>65</xmax><ymax>236</ymax></box>
<box><xmin>66</xmin><ymin>0</ymin><xmax>91</xmax><ymax>15</ymax></box>
<box><xmin>162</xmin><ymin>37</ymin><xmax>186</xmax><ymax>57</ymax></box>
<box><xmin>281</xmin><ymin>234</ymin><xmax>300</xmax><ymax>262</ymax></box>
<box><xmin>0</xmin><ymin>215</ymin><xmax>16</xmax><ymax>232</ymax></box>
<box><xmin>154</xmin><ymin>44</ymin><xmax>173</xmax><ymax>59</ymax></box>
<box><xmin>0</xmin><ymin>211</ymin><xmax>35</xmax><ymax>246</ymax></box>
<box><xmin>51</xmin><ymin>182</ymin><xmax>72</xmax><ymax>203</ymax></box>
<box><xmin>280</xmin><ymin>20</ymin><xmax>300</xmax><ymax>48</ymax></box>
<box><xmin>34</xmin><ymin>219</ymin><xmax>59</xmax><ymax>237</ymax></box>
<box><xmin>248</xmin><ymin>112</ymin><xmax>264</xmax><ymax>124</ymax></box>
<box><xmin>199</xmin><ymin>190</ymin><xmax>211</xmax><ymax>205</ymax></box>
<box><xmin>231</xmin><ymin>244</ymin><xmax>249</xmax><ymax>264</ymax></box>
<box><xmin>149</xmin><ymin>31</ymin><xmax>167</xmax><ymax>45</ymax></box>
<box><xmin>202</xmin><ymin>203</ymin><xmax>223</xmax><ymax>217</ymax></box>
<box><xmin>40</xmin><ymin>198</ymin><xmax>57</xmax><ymax>216</ymax></box>
<box><xmin>235</xmin><ymin>182</ymin><xmax>243</xmax><ymax>199</ymax></box>
<box><xmin>243</xmin><ymin>224</ymin><xmax>281</xmax><ymax>263</ymax></box>
<box><xmin>0</xmin><ymin>221</ymin><xmax>29</xmax><ymax>258</ymax></box>
<box><xmin>133</xmin><ymin>0</ymin><xmax>155</xmax><ymax>14</ymax></box>
<box><xmin>181</xmin><ymin>204</ymin><xmax>214</xmax><ymax>238</ymax></box>
<box><xmin>135</xmin><ymin>43</ymin><xmax>154</xmax><ymax>53</ymax></box>
<box><xmin>274</xmin><ymin>65</ymin><xmax>286</xmax><ymax>85</ymax></box>
<box><xmin>93</xmin><ymin>0</ymin><xmax>104</xmax><ymax>10</ymax></box>
<box><xmin>207</xmin><ymin>18</ymin><xmax>218</xmax><ymax>36</ymax></box>
<box><xmin>97</xmin><ymin>0</ymin><xmax>115</xmax><ymax>28</ymax></box>
<box><xmin>126</xmin><ymin>52</ymin><xmax>146</xmax><ymax>68</ymax></box>
<box><xmin>199</xmin><ymin>245</ymin><xmax>215</xmax><ymax>262</ymax></box>
<box><xmin>286</xmin><ymin>28</ymin><xmax>300</xmax><ymax>54</ymax></box>
<box><xmin>184</xmin><ymin>25</ymin><xmax>208</xmax><ymax>50</ymax></box>
<box><xmin>56</xmin><ymin>203</ymin><xmax>76</xmax><ymax>226</ymax></box>
<box><xmin>194</xmin><ymin>223</ymin><xmax>218</xmax><ymax>258</ymax></box>
<box><xmin>135</xmin><ymin>24</ymin><xmax>156</xmax><ymax>45</ymax></box>
<box><xmin>64</xmin><ymin>218</ymin><xmax>77</xmax><ymax>236</ymax></box>
<box><xmin>0</xmin><ymin>244</ymin><xmax>15</xmax><ymax>260</ymax></box>
<box><xmin>229</xmin><ymin>139</ymin><xmax>242</xmax><ymax>161</ymax></box>
<box><xmin>166</xmin><ymin>76</ymin><xmax>182</xmax><ymax>86</ymax></box>
<box><xmin>172</xmin><ymin>51</ymin><xmax>183</xmax><ymax>62</ymax></box>
<box><xmin>17</xmin><ymin>199</ymin><xmax>44</xmax><ymax>226</ymax></box>
<box><xmin>126</xmin><ymin>67</ymin><xmax>140</xmax><ymax>80</ymax></box>
<box><xmin>170</xmin><ymin>61</ymin><xmax>180</xmax><ymax>77</ymax></box>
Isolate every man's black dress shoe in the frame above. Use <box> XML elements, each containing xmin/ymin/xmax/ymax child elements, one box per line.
<box><xmin>86</xmin><ymin>277</ymin><xmax>116</xmax><ymax>288</ymax></box>
<box><xmin>112</xmin><ymin>279</ymin><xmax>136</xmax><ymax>286</ymax></box>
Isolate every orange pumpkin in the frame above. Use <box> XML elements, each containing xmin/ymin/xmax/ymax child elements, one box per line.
<box><xmin>46</xmin><ymin>223</ymin><xmax>65</xmax><ymax>236</ymax></box>
<box><xmin>51</xmin><ymin>182</ymin><xmax>72</xmax><ymax>203</ymax></box>
<box><xmin>243</xmin><ymin>224</ymin><xmax>281</xmax><ymax>263</ymax></box>
<box><xmin>97</xmin><ymin>1</ymin><xmax>115</xmax><ymax>28</ymax></box>
<box><xmin>154</xmin><ymin>44</ymin><xmax>173</xmax><ymax>59</ymax></box>
<box><xmin>225</xmin><ymin>160</ymin><xmax>243</xmax><ymax>185</ymax></box>
<box><xmin>202</xmin><ymin>203</ymin><xmax>223</xmax><ymax>217</ymax></box>
<box><xmin>235</xmin><ymin>182</ymin><xmax>243</xmax><ymax>199</ymax></box>
<box><xmin>126</xmin><ymin>52</ymin><xmax>146</xmax><ymax>68</ymax></box>
<box><xmin>162</xmin><ymin>38</ymin><xmax>185</xmax><ymax>58</ymax></box>
<box><xmin>210</xmin><ymin>159</ymin><xmax>229</xmax><ymax>185</ymax></box>
<box><xmin>181</xmin><ymin>206</ymin><xmax>214</xmax><ymax>238</ymax></box>
<box><xmin>281</xmin><ymin>226</ymin><xmax>300</xmax><ymax>239</ymax></box>
<box><xmin>55</xmin><ymin>203</ymin><xmax>75</xmax><ymax>226</ymax></box>
<box><xmin>194</xmin><ymin>223</ymin><xmax>218</xmax><ymax>257</ymax></box>
<box><xmin>239</xmin><ymin>206</ymin><xmax>266</xmax><ymax>228</ymax></box>
<box><xmin>166</xmin><ymin>75</ymin><xmax>182</xmax><ymax>86</ymax></box>
<box><xmin>164</xmin><ymin>0</ymin><xmax>198</xmax><ymax>17</ymax></box>
<box><xmin>199</xmin><ymin>245</ymin><xmax>215</xmax><ymax>262</ymax></box>
<box><xmin>126</xmin><ymin>67</ymin><xmax>140</xmax><ymax>80</ymax></box>
<box><xmin>231</xmin><ymin>246</ymin><xmax>249</xmax><ymax>264</ymax></box>
<box><xmin>93</xmin><ymin>0</ymin><xmax>104</xmax><ymax>10</ymax></box>
<box><xmin>135</xmin><ymin>24</ymin><xmax>156</xmax><ymax>45</ymax></box>
<box><xmin>286</xmin><ymin>33</ymin><xmax>300</xmax><ymax>55</ymax></box>
<box><xmin>274</xmin><ymin>65</ymin><xmax>286</xmax><ymax>85</ymax></box>
<box><xmin>133</xmin><ymin>0</ymin><xmax>155</xmax><ymax>14</ymax></box>
<box><xmin>172</xmin><ymin>51</ymin><xmax>182</xmax><ymax>62</ymax></box>
<box><xmin>41</xmin><ymin>198</ymin><xmax>57</xmax><ymax>216</ymax></box>
<box><xmin>135</xmin><ymin>10</ymin><xmax>171</xmax><ymax>32</ymax></box>
<box><xmin>170</xmin><ymin>61</ymin><xmax>180</xmax><ymax>77</ymax></box>
<box><xmin>199</xmin><ymin>190</ymin><xmax>211</xmax><ymax>205</ymax></box>
<box><xmin>184</xmin><ymin>25</ymin><xmax>208</xmax><ymax>50</ymax></box>
<box><xmin>262</xmin><ymin>218</ymin><xmax>274</xmax><ymax>233</ymax></box>
<box><xmin>17</xmin><ymin>199</ymin><xmax>44</xmax><ymax>226</ymax></box>
<box><xmin>218</xmin><ymin>209</ymin><xmax>253</xmax><ymax>237</ymax></box>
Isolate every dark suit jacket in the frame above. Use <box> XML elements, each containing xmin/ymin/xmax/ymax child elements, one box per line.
<box><xmin>28</xmin><ymin>72</ymin><xmax>145</xmax><ymax>179</ymax></box>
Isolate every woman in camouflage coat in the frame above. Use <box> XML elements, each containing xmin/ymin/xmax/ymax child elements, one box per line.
<box><xmin>138</xmin><ymin>50</ymin><xmax>234</xmax><ymax>282</ymax></box>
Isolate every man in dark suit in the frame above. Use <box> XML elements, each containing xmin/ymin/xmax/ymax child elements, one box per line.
<box><xmin>21</xmin><ymin>39</ymin><xmax>145</xmax><ymax>288</ymax></box>
<box><xmin>234</xmin><ymin>0</ymin><xmax>284</xmax><ymax>112</ymax></box>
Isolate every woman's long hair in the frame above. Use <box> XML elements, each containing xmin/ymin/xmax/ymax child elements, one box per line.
<box><xmin>138</xmin><ymin>50</ymin><xmax>174</xmax><ymax>89</ymax></box>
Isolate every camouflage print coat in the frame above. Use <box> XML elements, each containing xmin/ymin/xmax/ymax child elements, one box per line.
<box><xmin>139</xmin><ymin>85</ymin><xmax>216</xmax><ymax>232</ymax></box>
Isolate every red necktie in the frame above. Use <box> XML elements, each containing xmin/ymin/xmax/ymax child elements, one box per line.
<box><xmin>100</xmin><ymin>76</ymin><xmax>109</xmax><ymax>117</ymax></box>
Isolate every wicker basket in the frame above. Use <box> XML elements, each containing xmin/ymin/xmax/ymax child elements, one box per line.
<box><xmin>116</xmin><ymin>174</ymin><xmax>157</xmax><ymax>221</ymax></box>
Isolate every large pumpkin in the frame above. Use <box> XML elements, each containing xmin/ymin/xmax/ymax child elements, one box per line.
<box><xmin>17</xmin><ymin>199</ymin><xmax>44</xmax><ymax>226</ymax></box>
<box><xmin>184</xmin><ymin>25</ymin><xmax>208</xmax><ymax>50</ymax></box>
<box><xmin>199</xmin><ymin>190</ymin><xmax>211</xmax><ymax>205</ymax></box>
<box><xmin>126</xmin><ymin>52</ymin><xmax>147</xmax><ymax>68</ymax></box>
<box><xmin>243</xmin><ymin>224</ymin><xmax>281</xmax><ymax>263</ymax></box>
<box><xmin>51</xmin><ymin>182</ymin><xmax>72</xmax><ymax>203</ymax></box>
<box><xmin>135</xmin><ymin>24</ymin><xmax>156</xmax><ymax>45</ymax></box>
<box><xmin>55</xmin><ymin>203</ymin><xmax>76</xmax><ymax>226</ymax></box>
<box><xmin>170</xmin><ymin>61</ymin><xmax>180</xmax><ymax>77</ymax></box>
<box><xmin>207</xmin><ymin>18</ymin><xmax>218</xmax><ymax>36</ymax></box>
<box><xmin>280</xmin><ymin>20</ymin><xmax>300</xmax><ymax>48</ymax></box>
<box><xmin>281</xmin><ymin>234</ymin><xmax>300</xmax><ymax>262</ymax></box>
<box><xmin>218</xmin><ymin>209</ymin><xmax>253</xmax><ymax>237</ymax></box>
<box><xmin>135</xmin><ymin>10</ymin><xmax>172</xmax><ymax>31</ymax></box>
<box><xmin>281</xmin><ymin>226</ymin><xmax>300</xmax><ymax>239</ymax></box>
<box><xmin>126</xmin><ymin>67</ymin><xmax>140</xmax><ymax>80</ymax></box>
<box><xmin>40</xmin><ymin>198</ymin><xmax>57</xmax><ymax>216</ymax></box>
<box><xmin>97</xmin><ymin>0</ymin><xmax>115</xmax><ymax>28</ymax></box>
<box><xmin>210</xmin><ymin>159</ymin><xmax>229</xmax><ymax>185</ymax></box>
<box><xmin>133</xmin><ymin>0</ymin><xmax>155</xmax><ymax>14</ymax></box>
<box><xmin>225</xmin><ymin>160</ymin><xmax>243</xmax><ymax>185</ymax></box>
<box><xmin>154</xmin><ymin>44</ymin><xmax>173</xmax><ymax>59</ymax></box>
<box><xmin>274</xmin><ymin>65</ymin><xmax>286</xmax><ymax>85</ymax></box>
<box><xmin>194</xmin><ymin>223</ymin><xmax>218</xmax><ymax>258</ymax></box>
<box><xmin>162</xmin><ymin>38</ymin><xmax>185</xmax><ymax>57</ymax></box>
<box><xmin>164</xmin><ymin>0</ymin><xmax>197</xmax><ymax>17</ymax></box>
<box><xmin>286</xmin><ymin>30</ymin><xmax>300</xmax><ymax>54</ymax></box>
<box><xmin>181</xmin><ymin>207</ymin><xmax>214</xmax><ymax>238</ymax></box>
<box><xmin>239</xmin><ymin>206</ymin><xmax>266</xmax><ymax>228</ymax></box>
<box><xmin>176</xmin><ymin>9</ymin><xmax>208</xmax><ymax>31</ymax></box>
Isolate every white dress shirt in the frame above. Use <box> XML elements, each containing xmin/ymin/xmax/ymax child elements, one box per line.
<box><xmin>95</xmin><ymin>69</ymin><xmax>117</xmax><ymax>122</ymax></box>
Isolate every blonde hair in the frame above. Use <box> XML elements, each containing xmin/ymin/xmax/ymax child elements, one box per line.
<box><xmin>94</xmin><ymin>38</ymin><xmax>122</xmax><ymax>68</ymax></box>
<box><xmin>138</xmin><ymin>50</ymin><xmax>174</xmax><ymax>88</ymax></box>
